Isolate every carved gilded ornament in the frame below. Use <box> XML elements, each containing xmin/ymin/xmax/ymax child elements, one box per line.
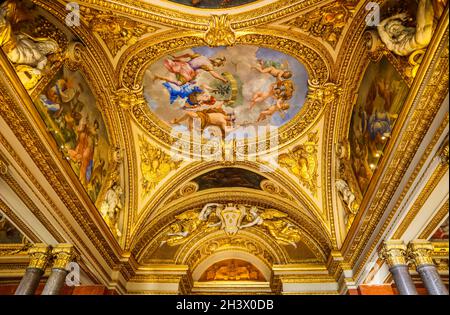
<box><xmin>0</xmin><ymin>1</ymin><xmax>66</xmax><ymax>90</ymax></box>
<box><xmin>306</xmin><ymin>80</ymin><xmax>343</xmax><ymax>108</ymax></box>
<box><xmin>283</xmin><ymin>1</ymin><xmax>353</xmax><ymax>48</ymax></box>
<box><xmin>278</xmin><ymin>131</ymin><xmax>319</xmax><ymax>196</ymax></box>
<box><xmin>96</xmin><ymin>144</ymin><xmax>124</xmax><ymax>240</ymax></box>
<box><xmin>165</xmin><ymin>182</ymin><xmax>200</xmax><ymax>204</ymax></box>
<box><xmin>27</xmin><ymin>244</ymin><xmax>52</xmax><ymax>270</ymax></box>
<box><xmin>182</xmin><ymin>236</ymin><xmax>279</xmax><ymax>269</ymax></box>
<box><xmin>407</xmin><ymin>240</ymin><xmax>435</xmax><ymax>267</ymax></box>
<box><xmin>50</xmin><ymin>244</ymin><xmax>74</xmax><ymax>270</ymax></box>
<box><xmin>437</xmin><ymin>136</ymin><xmax>449</xmax><ymax>165</ymax></box>
<box><xmin>260</xmin><ymin>179</ymin><xmax>294</xmax><ymax>201</ymax></box>
<box><xmin>160</xmin><ymin>203</ymin><xmax>303</xmax><ymax>248</ymax></box>
<box><xmin>113</xmin><ymin>87</ymin><xmax>145</xmax><ymax>110</ymax></box>
<box><xmin>335</xmin><ymin>178</ymin><xmax>359</xmax><ymax>230</ymax></box>
<box><xmin>0</xmin><ymin>156</ymin><xmax>7</xmax><ymax>175</ymax></box>
<box><xmin>379</xmin><ymin>240</ymin><xmax>408</xmax><ymax>268</ymax></box>
<box><xmin>204</xmin><ymin>15</ymin><xmax>236</xmax><ymax>47</ymax></box>
<box><xmin>139</xmin><ymin>135</ymin><xmax>182</xmax><ymax>197</ymax></box>
<box><xmin>80</xmin><ymin>6</ymin><xmax>158</xmax><ymax>56</ymax></box>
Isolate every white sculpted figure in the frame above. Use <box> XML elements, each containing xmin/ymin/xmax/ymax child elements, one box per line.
<box><xmin>100</xmin><ymin>184</ymin><xmax>123</xmax><ymax>238</ymax></box>
<box><xmin>335</xmin><ymin>179</ymin><xmax>357</xmax><ymax>215</ymax></box>
<box><xmin>377</xmin><ymin>0</ymin><xmax>434</xmax><ymax>56</ymax></box>
<box><xmin>0</xmin><ymin>1</ymin><xmax>60</xmax><ymax>88</ymax></box>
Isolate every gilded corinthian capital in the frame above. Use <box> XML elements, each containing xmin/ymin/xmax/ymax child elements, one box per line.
<box><xmin>27</xmin><ymin>244</ymin><xmax>52</xmax><ymax>270</ymax></box>
<box><xmin>51</xmin><ymin>244</ymin><xmax>74</xmax><ymax>270</ymax></box>
<box><xmin>407</xmin><ymin>240</ymin><xmax>434</xmax><ymax>267</ymax></box>
<box><xmin>379</xmin><ymin>240</ymin><xmax>408</xmax><ymax>268</ymax></box>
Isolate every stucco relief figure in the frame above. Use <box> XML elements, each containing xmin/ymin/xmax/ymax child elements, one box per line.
<box><xmin>161</xmin><ymin>204</ymin><xmax>303</xmax><ymax>247</ymax></box>
<box><xmin>160</xmin><ymin>203</ymin><xmax>221</xmax><ymax>247</ymax></box>
<box><xmin>278</xmin><ymin>131</ymin><xmax>319</xmax><ymax>196</ymax></box>
<box><xmin>377</xmin><ymin>0</ymin><xmax>434</xmax><ymax>56</ymax></box>
<box><xmin>242</xmin><ymin>207</ymin><xmax>302</xmax><ymax>248</ymax></box>
<box><xmin>0</xmin><ymin>1</ymin><xmax>60</xmax><ymax>89</ymax></box>
<box><xmin>100</xmin><ymin>184</ymin><xmax>123</xmax><ymax>239</ymax></box>
<box><xmin>335</xmin><ymin>179</ymin><xmax>358</xmax><ymax>229</ymax></box>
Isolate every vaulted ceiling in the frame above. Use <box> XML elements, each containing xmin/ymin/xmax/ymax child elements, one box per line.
<box><xmin>0</xmin><ymin>0</ymin><xmax>448</xmax><ymax>293</ymax></box>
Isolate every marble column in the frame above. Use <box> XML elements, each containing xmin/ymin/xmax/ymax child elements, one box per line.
<box><xmin>380</xmin><ymin>240</ymin><xmax>418</xmax><ymax>295</ymax></box>
<box><xmin>408</xmin><ymin>240</ymin><xmax>449</xmax><ymax>295</ymax></box>
<box><xmin>42</xmin><ymin>244</ymin><xmax>74</xmax><ymax>295</ymax></box>
<box><xmin>15</xmin><ymin>244</ymin><xmax>51</xmax><ymax>295</ymax></box>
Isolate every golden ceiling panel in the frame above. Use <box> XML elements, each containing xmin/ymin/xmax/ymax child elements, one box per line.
<box><xmin>0</xmin><ymin>0</ymin><xmax>449</xmax><ymax>291</ymax></box>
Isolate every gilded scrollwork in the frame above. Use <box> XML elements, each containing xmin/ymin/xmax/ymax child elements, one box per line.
<box><xmin>279</xmin><ymin>131</ymin><xmax>319</xmax><ymax>196</ymax></box>
<box><xmin>283</xmin><ymin>1</ymin><xmax>353</xmax><ymax>48</ymax></box>
<box><xmin>183</xmin><ymin>235</ymin><xmax>279</xmax><ymax>269</ymax></box>
<box><xmin>260</xmin><ymin>179</ymin><xmax>294</xmax><ymax>201</ymax></box>
<box><xmin>138</xmin><ymin>134</ymin><xmax>182</xmax><ymax>197</ymax></box>
<box><xmin>114</xmin><ymin>86</ymin><xmax>146</xmax><ymax>110</ymax></box>
<box><xmin>80</xmin><ymin>6</ymin><xmax>158</xmax><ymax>57</ymax></box>
<box><xmin>165</xmin><ymin>181</ymin><xmax>200</xmax><ymax>204</ymax></box>
<box><xmin>204</xmin><ymin>15</ymin><xmax>236</xmax><ymax>47</ymax></box>
<box><xmin>0</xmin><ymin>154</ymin><xmax>7</xmax><ymax>175</ymax></box>
<box><xmin>306</xmin><ymin>80</ymin><xmax>343</xmax><ymax>108</ymax></box>
<box><xmin>335</xmin><ymin>139</ymin><xmax>361</xmax><ymax>230</ymax></box>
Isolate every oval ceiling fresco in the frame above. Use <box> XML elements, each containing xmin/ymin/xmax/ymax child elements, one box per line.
<box><xmin>143</xmin><ymin>45</ymin><xmax>309</xmax><ymax>139</ymax></box>
<box><xmin>166</xmin><ymin>0</ymin><xmax>260</xmax><ymax>9</ymax></box>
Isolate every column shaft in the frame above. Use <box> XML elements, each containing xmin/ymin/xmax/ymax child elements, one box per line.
<box><xmin>41</xmin><ymin>244</ymin><xmax>74</xmax><ymax>295</ymax></box>
<box><xmin>41</xmin><ymin>268</ymin><xmax>68</xmax><ymax>295</ymax></box>
<box><xmin>14</xmin><ymin>244</ymin><xmax>51</xmax><ymax>295</ymax></box>
<box><xmin>14</xmin><ymin>268</ymin><xmax>44</xmax><ymax>295</ymax></box>
<box><xmin>417</xmin><ymin>264</ymin><xmax>449</xmax><ymax>295</ymax></box>
<box><xmin>389</xmin><ymin>265</ymin><xmax>418</xmax><ymax>295</ymax></box>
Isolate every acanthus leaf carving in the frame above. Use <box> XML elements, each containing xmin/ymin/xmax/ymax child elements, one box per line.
<box><xmin>204</xmin><ymin>15</ymin><xmax>236</xmax><ymax>47</ymax></box>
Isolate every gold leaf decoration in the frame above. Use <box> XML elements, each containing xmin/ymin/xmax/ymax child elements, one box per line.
<box><xmin>283</xmin><ymin>1</ymin><xmax>352</xmax><ymax>48</ymax></box>
<box><xmin>279</xmin><ymin>131</ymin><xmax>319</xmax><ymax>196</ymax></box>
<box><xmin>138</xmin><ymin>135</ymin><xmax>182</xmax><ymax>197</ymax></box>
<box><xmin>80</xmin><ymin>7</ymin><xmax>158</xmax><ymax>56</ymax></box>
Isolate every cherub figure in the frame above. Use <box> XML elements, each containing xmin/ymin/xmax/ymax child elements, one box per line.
<box><xmin>256</xmin><ymin>100</ymin><xmax>290</xmax><ymax>122</ymax></box>
<box><xmin>253</xmin><ymin>59</ymin><xmax>293</xmax><ymax>82</ymax></box>
<box><xmin>250</xmin><ymin>80</ymin><xmax>294</xmax><ymax>109</ymax></box>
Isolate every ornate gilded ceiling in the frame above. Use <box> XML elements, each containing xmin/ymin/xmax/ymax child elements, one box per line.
<box><xmin>0</xmin><ymin>0</ymin><xmax>448</xmax><ymax>292</ymax></box>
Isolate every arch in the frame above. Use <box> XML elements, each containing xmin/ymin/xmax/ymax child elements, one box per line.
<box><xmin>192</xmin><ymin>251</ymin><xmax>271</xmax><ymax>282</ymax></box>
<box><xmin>131</xmin><ymin>161</ymin><xmax>330</xmax><ymax>245</ymax></box>
<box><xmin>130</xmin><ymin>188</ymin><xmax>332</xmax><ymax>263</ymax></box>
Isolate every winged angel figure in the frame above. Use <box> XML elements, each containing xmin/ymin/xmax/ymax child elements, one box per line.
<box><xmin>160</xmin><ymin>203</ymin><xmax>221</xmax><ymax>247</ymax></box>
<box><xmin>241</xmin><ymin>208</ymin><xmax>302</xmax><ymax>248</ymax></box>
